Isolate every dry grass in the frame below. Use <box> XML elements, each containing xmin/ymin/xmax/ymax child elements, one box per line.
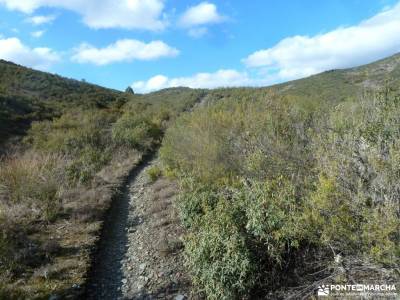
<box><xmin>0</xmin><ymin>149</ymin><xmax>142</xmax><ymax>298</ymax></box>
<box><xmin>0</xmin><ymin>151</ymin><xmax>68</xmax><ymax>221</ymax></box>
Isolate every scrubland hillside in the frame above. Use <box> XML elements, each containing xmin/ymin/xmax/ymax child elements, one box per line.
<box><xmin>0</xmin><ymin>62</ymin><xmax>205</xmax><ymax>297</ymax></box>
<box><xmin>160</xmin><ymin>54</ymin><xmax>400</xmax><ymax>299</ymax></box>
<box><xmin>0</xmin><ymin>53</ymin><xmax>400</xmax><ymax>299</ymax></box>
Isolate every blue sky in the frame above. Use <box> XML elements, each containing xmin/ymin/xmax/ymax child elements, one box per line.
<box><xmin>0</xmin><ymin>0</ymin><xmax>399</xmax><ymax>92</ymax></box>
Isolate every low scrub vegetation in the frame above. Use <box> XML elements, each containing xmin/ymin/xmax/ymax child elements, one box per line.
<box><xmin>147</xmin><ymin>165</ymin><xmax>163</xmax><ymax>182</ymax></box>
<box><xmin>0</xmin><ymin>87</ymin><xmax>205</xmax><ymax>297</ymax></box>
<box><xmin>161</xmin><ymin>88</ymin><xmax>400</xmax><ymax>299</ymax></box>
<box><xmin>2</xmin><ymin>54</ymin><xmax>400</xmax><ymax>298</ymax></box>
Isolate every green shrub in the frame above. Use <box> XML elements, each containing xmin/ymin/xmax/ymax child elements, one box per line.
<box><xmin>147</xmin><ymin>165</ymin><xmax>162</xmax><ymax>182</ymax></box>
<box><xmin>305</xmin><ymin>91</ymin><xmax>400</xmax><ymax>265</ymax></box>
<box><xmin>177</xmin><ymin>178</ymin><xmax>219</xmax><ymax>228</ymax></box>
<box><xmin>112</xmin><ymin>116</ymin><xmax>161</xmax><ymax>150</ymax></box>
<box><xmin>184</xmin><ymin>200</ymin><xmax>255</xmax><ymax>300</ymax></box>
<box><xmin>161</xmin><ymin>89</ymin><xmax>400</xmax><ymax>298</ymax></box>
<box><xmin>26</xmin><ymin>109</ymin><xmax>116</xmax><ymax>184</ymax></box>
<box><xmin>161</xmin><ymin>93</ymin><xmax>314</xmax><ymax>184</ymax></box>
<box><xmin>244</xmin><ymin>178</ymin><xmax>301</xmax><ymax>261</ymax></box>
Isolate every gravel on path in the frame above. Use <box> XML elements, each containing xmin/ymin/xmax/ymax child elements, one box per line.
<box><xmin>84</xmin><ymin>155</ymin><xmax>191</xmax><ymax>300</ymax></box>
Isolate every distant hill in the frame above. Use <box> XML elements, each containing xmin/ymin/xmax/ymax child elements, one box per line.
<box><xmin>0</xmin><ymin>60</ymin><xmax>125</xmax><ymax>144</ymax></box>
<box><xmin>274</xmin><ymin>52</ymin><xmax>400</xmax><ymax>102</ymax></box>
<box><xmin>1</xmin><ymin>53</ymin><xmax>400</xmax><ymax>145</ymax></box>
<box><xmin>193</xmin><ymin>53</ymin><xmax>400</xmax><ymax>114</ymax></box>
<box><xmin>0</xmin><ymin>60</ymin><xmax>121</xmax><ymax>106</ymax></box>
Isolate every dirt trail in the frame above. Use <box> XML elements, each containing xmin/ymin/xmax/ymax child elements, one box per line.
<box><xmin>84</xmin><ymin>155</ymin><xmax>190</xmax><ymax>300</ymax></box>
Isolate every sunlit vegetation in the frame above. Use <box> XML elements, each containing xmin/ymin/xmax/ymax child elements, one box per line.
<box><xmin>0</xmin><ymin>59</ymin><xmax>125</xmax><ymax>145</ymax></box>
<box><xmin>0</xmin><ymin>60</ymin><xmax>205</xmax><ymax>297</ymax></box>
<box><xmin>161</xmin><ymin>87</ymin><xmax>400</xmax><ymax>299</ymax></box>
<box><xmin>1</xmin><ymin>53</ymin><xmax>400</xmax><ymax>298</ymax></box>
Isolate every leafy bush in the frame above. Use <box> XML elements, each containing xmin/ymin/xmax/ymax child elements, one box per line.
<box><xmin>161</xmin><ymin>92</ymin><xmax>314</xmax><ymax>184</ymax></box>
<box><xmin>112</xmin><ymin>112</ymin><xmax>162</xmax><ymax>150</ymax></box>
<box><xmin>304</xmin><ymin>90</ymin><xmax>400</xmax><ymax>264</ymax></box>
<box><xmin>25</xmin><ymin>109</ymin><xmax>117</xmax><ymax>184</ymax></box>
<box><xmin>147</xmin><ymin>165</ymin><xmax>162</xmax><ymax>182</ymax></box>
<box><xmin>161</xmin><ymin>89</ymin><xmax>400</xmax><ymax>298</ymax></box>
<box><xmin>184</xmin><ymin>198</ymin><xmax>255</xmax><ymax>300</ymax></box>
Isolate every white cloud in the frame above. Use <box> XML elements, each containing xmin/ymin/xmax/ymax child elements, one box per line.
<box><xmin>31</xmin><ymin>30</ymin><xmax>45</xmax><ymax>38</ymax></box>
<box><xmin>71</xmin><ymin>39</ymin><xmax>179</xmax><ymax>65</ymax></box>
<box><xmin>131</xmin><ymin>69</ymin><xmax>258</xmax><ymax>93</ymax></box>
<box><xmin>179</xmin><ymin>2</ymin><xmax>225</xmax><ymax>27</ymax></box>
<box><xmin>243</xmin><ymin>2</ymin><xmax>400</xmax><ymax>81</ymax></box>
<box><xmin>0</xmin><ymin>37</ymin><xmax>60</xmax><ymax>70</ymax></box>
<box><xmin>27</xmin><ymin>14</ymin><xmax>56</xmax><ymax>25</ymax></box>
<box><xmin>0</xmin><ymin>0</ymin><xmax>167</xmax><ymax>31</ymax></box>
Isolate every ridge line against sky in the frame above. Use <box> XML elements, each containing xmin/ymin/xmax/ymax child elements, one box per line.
<box><xmin>0</xmin><ymin>0</ymin><xmax>399</xmax><ymax>92</ymax></box>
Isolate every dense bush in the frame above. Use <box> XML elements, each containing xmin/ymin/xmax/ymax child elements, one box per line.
<box><xmin>0</xmin><ymin>86</ymin><xmax>207</xmax><ymax>296</ymax></box>
<box><xmin>112</xmin><ymin>104</ymin><xmax>163</xmax><ymax>150</ymax></box>
<box><xmin>25</xmin><ymin>109</ymin><xmax>117</xmax><ymax>184</ymax></box>
<box><xmin>184</xmin><ymin>198</ymin><xmax>255</xmax><ymax>300</ymax></box>
<box><xmin>304</xmin><ymin>90</ymin><xmax>400</xmax><ymax>263</ymax></box>
<box><xmin>161</xmin><ymin>89</ymin><xmax>400</xmax><ymax>298</ymax></box>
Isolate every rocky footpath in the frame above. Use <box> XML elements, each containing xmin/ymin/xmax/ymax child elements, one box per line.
<box><xmin>85</xmin><ymin>157</ymin><xmax>191</xmax><ymax>300</ymax></box>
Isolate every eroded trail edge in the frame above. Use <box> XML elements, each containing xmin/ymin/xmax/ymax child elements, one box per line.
<box><xmin>84</xmin><ymin>154</ymin><xmax>190</xmax><ymax>299</ymax></box>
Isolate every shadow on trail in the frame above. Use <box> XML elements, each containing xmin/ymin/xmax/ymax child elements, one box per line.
<box><xmin>84</xmin><ymin>152</ymin><xmax>156</xmax><ymax>300</ymax></box>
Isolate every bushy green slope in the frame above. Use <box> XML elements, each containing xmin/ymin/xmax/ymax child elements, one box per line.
<box><xmin>160</xmin><ymin>54</ymin><xmax>400</xmax><ymax>299</ymax></box>
<box><xmin>0</xmin><ymin>60</ymin><xmax>122</xmax><ymax>106</ymax></box>
<box><xmin>276</xmin><ymin>52</ymin><xmax>400</xmax><ymax>101</ymax></box>
<box><xmin>1</xmin><ymin>53</ymin><xmax>399</xmax><ymax>298</ymax></box>
<box><xmin>0</xmin><ymin>60</ymin><xmax>128</xmax><ymax>144</ymax></box>
<box><xmin>0</xmin><ymin>60</ymin><xmax>207</xmax><ymax>298</ymax></box>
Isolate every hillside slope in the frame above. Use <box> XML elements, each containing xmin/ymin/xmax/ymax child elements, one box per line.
<box><xmin>2</xmin><ymin>52</ymin><xmax>400</xmax><ymax>145</ymax></box>
<box><xmin>160</xmin><ymin>53</ymin><xmax>400</xmax><ymax>299</ymax></box>
<box><xmin>0</xmin><ymin>60</ymin><xmax>125</xmax><ymax>144</ymax></box>
<box><xmin>0</xmin><ymin>53</ymin><xmax>399</xmax><ymax>299</ymax></box>
<box><xmin>200</xmin><ymin>53</ymin><xmax>400</xmax><ymax>108</ymax></box>
<box><xmin>0</xmin><ymin>60</ymin><xmax>207</xmax><ymax>298</ymax></box>
<box><xmin>275</xmin><ymin>52</ymin><xmax>400</xmax><ymax>102</ymax></box>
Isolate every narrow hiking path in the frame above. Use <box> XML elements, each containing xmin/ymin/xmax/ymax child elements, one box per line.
<box><xmin>85</xmin><ymin>155</ymin><xmax>191</xmax><ymax>300</ymax></box>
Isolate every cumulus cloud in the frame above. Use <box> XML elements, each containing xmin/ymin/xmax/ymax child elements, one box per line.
<box><xmin>0</xmin><ymin>37</ymin><xmax>60</xmax><ymax>70</ymax></box>
<box><xmin>131</xmin><ymin>69</ymin><xmax>258</xmax><ymax>93</ymax></box>
<box><xmin>71</xmin><ymin>39</ymin><xmax>179</xmax><ymax>65</ymax></box>
<box><xmin>27</xmin><ymin>14</ymin><xmax>56</xmax><ymax>25</ymax></box>
<box><xmin>243</xmin><ymin>2</ymin><xmax>400</xmax><ymax>80</ymax></box>
<box><xmin>0</xmin><ymin>0</ymin><xmax>167</xmax><ymax>31</ymax></box>
<box><xmin>179</xmin><ymin>2</ymin><xmax>225</xmax><ymax>27</ymax></box>
<box><xmin>178</xmin><ymin>2</ymin><xmax>226</xmax><ymax>37</ymax></box>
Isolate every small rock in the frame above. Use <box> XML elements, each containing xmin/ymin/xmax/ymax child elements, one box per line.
<box><xmin>175</xmin><ymin>295</ymin><xmax>186</xmax><ymax>300</ymax></box>
<box><xmin>139</xmin><ymin>263</ymin><xmax>147</xmax><ymax>271</ymax></box>
<box><xmin>121</xmin><ymin>278</ymin><xmax>128</xmax><ymax>284</ymax></box>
